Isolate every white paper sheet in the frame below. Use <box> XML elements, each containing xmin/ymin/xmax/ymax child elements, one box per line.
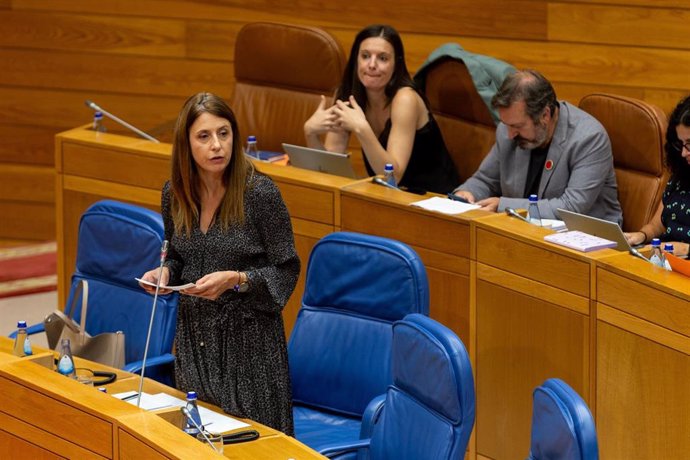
<box><xmin>135</xmin><ymin>278</ymin><xmax>196</xmax><ymax>292</ymax></box>
<box><xmin>410</xmin><ymin>196</ymin><xmax>480</xmax><ymax>215</ymax></box>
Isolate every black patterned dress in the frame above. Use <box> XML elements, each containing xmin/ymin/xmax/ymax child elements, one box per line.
<box><xmin>661</xmin><ymin>178</ymin><xmax>690</xmax><ymax>244</ymax></box>
<box><xmin>161</xmin><ymin>172</ymin><xmax>300</xmax><ymax>435</ymax></box>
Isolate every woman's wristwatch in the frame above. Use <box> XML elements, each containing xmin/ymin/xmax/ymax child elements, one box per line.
<box><xmin>233</xmin><ymin>271</ymin><xmax>250</xmax><ymax>293</ymax></box>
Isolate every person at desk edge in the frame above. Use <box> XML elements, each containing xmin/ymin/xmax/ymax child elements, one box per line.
<box><xmin>304</xmin><ymin>24</ymin><xmax>459</xmax><ymax>194</ymax></box>
<box><xmin>625</xmin><ymin>95</ymin><xmax>690</xmax><ymax>256</ymax></box>
<box><xmin>451</xmin><ymin>69</ymin><xmax>623</xmax><ymax>224</ymax></box>
<box><xmin>139</xmin><ymin>92</ymin><xmax>300</xmax><ymax>435</ymax></box>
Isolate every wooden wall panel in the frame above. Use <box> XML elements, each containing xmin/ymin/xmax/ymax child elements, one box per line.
<box><xmin>0</xmin><ymin>11</ymin><xmax>186</xmax><ymax>56</ymax></box>
<box><xmin>0</xmin><ymin>126</ymin><xmax>55</xmax><ymax>165</ymax></box>
<box><xmin>565</xmin><ymin>0</ymin><xmax>689</xmax><ymax>8</ymax></box>
<box><xmin>548</xmin><ymin>4</ymin><xmax>690</xmax><ymax>49</ymax></box>
<box><xmin>0</xmin><ymin>87</ymin><xmax>184</xmax><ymax>132</ymax></box>
<box><xmin>14</xmin><ymin>0</ymin><xmax>549</xmax><ymax>40</ymax></box>
<box><xmin>0</xmin><ymin>49</ymin><xmax>233</xmax><ymax>98</ymax></box>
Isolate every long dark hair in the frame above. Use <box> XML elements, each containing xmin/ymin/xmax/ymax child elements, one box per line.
<box><xmin>665</xmin><ymin>95</ymin><xmax>690</xmax><ymax>188</ymax></box>
<box><xmin>170</xmin><ymin>92</ymin><xmax>253</xmax><ymax>236</ymax></box>
<box><xmin>335</xmin><ymin>24</ymin><xmax>417</xmax><ymax>109</ymax></box>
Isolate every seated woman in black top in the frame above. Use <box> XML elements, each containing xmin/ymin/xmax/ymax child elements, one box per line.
<box><xmin>625</xmin><ymin>95</ymin><xmax>690</xmax><ymax>256</ymax></box>
<box><xmin>304</xmin><ymin>24</ymin><xmax>458</xmax><ymax>194</ymax></box>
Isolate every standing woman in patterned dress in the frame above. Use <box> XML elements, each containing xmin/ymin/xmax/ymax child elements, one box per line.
<box><xmin>139</xmin><ymin>92</ymin><xmax>300</xmax><ymax>435</ymax></box>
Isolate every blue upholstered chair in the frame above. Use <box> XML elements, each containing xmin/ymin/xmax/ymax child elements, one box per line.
<box><xmin>288</xmin><ymin>232</ymin><xmax>430</xmax><ymax>455</ymax></box>
<box><xmin>320</xmin><ymin>313</ymin><xmax>476</xmax><ymax>459</ymax></box>
<box><xmin>528</xmin><ymin>378</ymin><xmax>599</xmax><ymax>460</ymax></box>
<box><xmin>15</xmin><ymin>200</ymin><xmax>179</xmax><ymax>384</ymax></box>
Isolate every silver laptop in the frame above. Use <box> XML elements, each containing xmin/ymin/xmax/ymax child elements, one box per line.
<box><xmin>282</xmin><ymin>143</ymin><xmax>358</xmax><ymax>179</ymax></box>
<box><xmin>558</xmin><ymin>208</ymin><xmax>647</xmax><ymax>260</ymax></box>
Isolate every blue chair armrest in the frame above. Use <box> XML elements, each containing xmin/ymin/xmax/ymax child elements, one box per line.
<box><xmin>320</xmin><ymin>439</ymin><xmax>371</xmax><ymax>459</ymax></box>
<box><xmin>360</xmin><ymin>394</ymin><xmax>386</xmax><ymax>439</ymax></box>
<box><xmin>123</xmin><ymin>353</ymin><xmax>175</xmax><ymax>374</ymax></box>
<box><xmin>8</xmin><ymin>322</ymin><xmax>46</xmax><ymax>339</ymax></box>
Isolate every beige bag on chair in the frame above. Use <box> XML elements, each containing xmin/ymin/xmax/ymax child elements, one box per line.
<box><xmin>44</xmin><ymin>279</ymin><xmax>126</xmax><ymax>369</ymax></box>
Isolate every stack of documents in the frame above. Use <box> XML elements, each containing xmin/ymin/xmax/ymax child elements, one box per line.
<box><xmin>544</xmin><ymin>231</ymin><xmax>617</xmax><ymax>252</ymax></box>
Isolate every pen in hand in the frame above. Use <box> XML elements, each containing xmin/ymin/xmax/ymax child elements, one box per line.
<box><xmin>447</xmin><ymin>192</ymin><xmax>469</xmax><ymax>203</ymax></box>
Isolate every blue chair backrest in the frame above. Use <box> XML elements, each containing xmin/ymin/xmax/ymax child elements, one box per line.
<box><xmin>288</xmin><ymin>231</ymin><xmax>429</xmax><ymax>417</ymax></box>
<box><xmin>65</xmin><ymin>200</ymin><xmax>178</xmax><ymax>367</ymax></box>
<box><xmin>368</xmin><ymin>313</ymin><xmax>475</xmax><ymax>460</ymax></box>
<box><xmin>529</xmin><ymin>378</ymin><xmax>599</xmax><ymax>460</ymax></box>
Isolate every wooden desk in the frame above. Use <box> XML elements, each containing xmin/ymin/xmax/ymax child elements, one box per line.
<box><xmin>472</xmin><ymin>214</ymin><xmax>620</xmax><ymax>460</ymax></box>
<box><xmin>0</xmin><ymin>338</ymin><xmax>324</xmax><ymax>459</ymax></box>
<box><xmin>595</xmin><ymin>254</ymin><xmax>690</xmax><ymax>459</ymax></box>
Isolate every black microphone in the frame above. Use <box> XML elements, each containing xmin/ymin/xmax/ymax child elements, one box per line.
<box><xmin>84</xmin><ymin>100</ymin><xmax>160</xmax><ymax>143</ymax></box>
<box><xmin>181</xmin><ymin>407</ymin><xmax>221</xmax><ymax>453</ymax></box>
<box><xmin>136</xmin><ymin>240</ymin><xmax>169</xmax><ymax>407</ymax></box>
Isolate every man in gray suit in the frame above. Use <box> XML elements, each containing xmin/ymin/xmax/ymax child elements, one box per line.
<box><xmin>452</xmin><ymin>69</ymin><xmax>622</xmax><ymax>224</ymax></box>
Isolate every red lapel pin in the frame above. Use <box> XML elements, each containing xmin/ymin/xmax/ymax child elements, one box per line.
<box><xmin>545</xmin><ymin>159</ymin><xmax>553</xmax><ymax>171</ymax></box>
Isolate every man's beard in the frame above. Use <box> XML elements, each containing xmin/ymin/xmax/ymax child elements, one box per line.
<box><xmin>515</xmin><ymin>121</ymin><xmax>549</xmax><ymax>149</ymax></box>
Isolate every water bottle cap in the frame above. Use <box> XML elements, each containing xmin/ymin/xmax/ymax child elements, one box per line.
<box><xmin>17</xmin><ymin>320</ymin><xmax>27</xmax><ymax>328</ymax></box>
<box><xmin>247</xmin><ymin>135</ymin><xmax>257</xmax><ymax>142</ymax></box>
<box><xmin>664</xmin><ymin>243</ymin><xmax>674</xmax><ymax>251</ymax></box>
<box><xmin>94</xmin><ymin>111</ymin><xmax>103</xmax><ymax>119</ymax></box>
<box><xmin>186</xmin><ymin>391</ymin><xmax>198</xmax><ymax>400</ymax></box>
<box><xmin>529</xmin><ymin>194</ymin><xmax>538</xmax><ymax>202</ymax></box>
<box><xmin>384</xmin><ymin>163</ymin><xmax>394</xmax><ymax>172</ymax></box>
<box><xmin>651</xmin><ymin>238</ymin><xmax>661</xmax><ymax>247</ymax></box>
<box><xmin>61</xmin><ymin>338</ymin><xmax>71</xmax><ymax>346</ymax></box>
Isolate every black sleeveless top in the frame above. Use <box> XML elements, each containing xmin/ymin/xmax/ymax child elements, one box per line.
<box><xmin>363</xmin><ymin>114</ymin><xmax>459</xmax><ymax>194</ymax></box>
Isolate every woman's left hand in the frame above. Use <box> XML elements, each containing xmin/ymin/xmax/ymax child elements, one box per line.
<box><xmin>333</xmin><ymin>96</ymin><xmax>368</xmax><ymax>134</ymax></box>
<box><xmin>182</xmin><ymin>271</ymin><xmax>236</xmax><ymax>300</ymax></box>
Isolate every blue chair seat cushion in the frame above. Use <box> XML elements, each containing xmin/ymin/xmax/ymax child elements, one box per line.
<box><xmin>293</xmin><ymin>405</ymin><xmax>362</xmax><ymax>452</ymax></box>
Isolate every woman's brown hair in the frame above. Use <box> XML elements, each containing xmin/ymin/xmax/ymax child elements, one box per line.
<box><xmin>170</xmin><ymin>92</ymin><xmax>253</xmax><ymax>236</ymax></box>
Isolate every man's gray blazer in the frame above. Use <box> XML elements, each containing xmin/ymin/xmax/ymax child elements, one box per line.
<box><xmin>456</xmin><ymin>101</ymin><xmax>623</xmax><ymax>224</ymax></box>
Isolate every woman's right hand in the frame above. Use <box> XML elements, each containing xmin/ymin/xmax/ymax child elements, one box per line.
<box><xmin>139</xmin><ymin>266</ymin><xmax>172</xmax><ymax>295</ymax></box>
<box><xmin>624</xmin><ymin>231</ymin><xmax>646</xmax><ymax>246</ymax></box>
<box><xmin>304</xmin><ymin>95</ymin><xmax>341</xmax><ymax>137</ymax></box>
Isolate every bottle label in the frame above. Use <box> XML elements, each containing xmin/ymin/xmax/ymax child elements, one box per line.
<box><xmin>23</xmin><ymin>336</ymin><xmax>32</xmax><ymax>356</ymax></box>
<box><xmin>58</xmin><ymin>355</ymin><xmax>75</xmax><ymax>375</ymax></box>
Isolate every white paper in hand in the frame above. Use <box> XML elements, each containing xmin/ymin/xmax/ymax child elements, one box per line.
<box><xmin>135</xmin><ymin>278</ymin><xmax>196</xmax><ymax>292</ymax></box>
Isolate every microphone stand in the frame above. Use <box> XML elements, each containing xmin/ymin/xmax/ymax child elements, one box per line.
<box><xmin>136</xmin><ymin>240</ymin><xmax>169</xmax><ymax>407</ymax></box>
<box><xmin>84</xmin><ymin>100</ymin><xmax>160</xmax><ymax>143</ymax></box>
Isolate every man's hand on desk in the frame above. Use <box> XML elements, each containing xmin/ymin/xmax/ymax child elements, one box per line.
<box><xmin>451</xmin><ymin>190</ymin><xmax>475</xmax><ymax>203</ymax></box>
<box><xmin>476</xmin><ymin>196</ymin><xmax>500</xmax><ymax>212</ymax></box>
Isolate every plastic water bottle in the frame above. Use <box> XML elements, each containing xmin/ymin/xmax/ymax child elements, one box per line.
<box><xmin>57</xmin><ymin>338</ymin><xmax>76</xmax><ymax>378</ymax></box>
<box><xmin>384</xmin><ymin>163</ymin><xmax>396</xmax><ymax>187</ymax></box>
<box><xmin>93</xmin><ymin>111</ymin><xmax>106</xmax><ymax>133</ymax></box>
<box><xmin>245</xmin><ymin>135</ymin><xmax>258</xmax><ymax>159</ymax></box>
<box><xmin>13</xmin><ymin>320</ymin><xmax>31</xmax><ymax>357</ymax></box>
<box><xmin>528</xmin><ymin>194</ymin><xmax>542</xmax><ymax>226</ymax></box>
<box><xmin>663</xmin><ymin>243</ymin><xmax>674</xmax><ymax>271</ymax></box>
<box><xmin>649</xmin><ymin>238</ymin><xmax>666</xmax><ymax>268</ymax></box>
<box><xmin>183</xmin><ymin>391</ymin><xmax>204</xmax><ymax>436</ymax></box>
